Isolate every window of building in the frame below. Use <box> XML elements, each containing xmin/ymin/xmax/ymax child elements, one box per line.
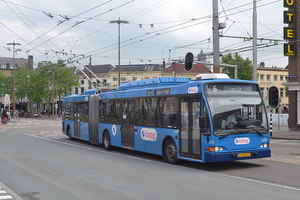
<box><xmin>81</xmin><ymin>80</ymin><xmax>84</xmax><ymax>84</ymax></box>
<box><xmin>274</xmin><ymin>75</ymin><xmax>278</xmax><ymax>81</ymax></box>
<box><xmin>280</xmin><ymin>75</ymin><xmax>284</xmax><ymax>81</ymax></box>
<box><xmin>260</xmin><ymin>74</ymin><xmax>264</xmax><ymax>80</ymax></box>
<box><xmin>81</xmin><ymin>87</ymin><xmax>84</xmax><ymax>94</ymax></box>
<box><xmin>121</xmin><ymin>78</ymin><xmax>126</xmax><ymax>81</ymax></box>
<box><xmin>280</xmin><ymin>88</ymin><xmax>284</xmax><ymax>98</ymax></box>
<box><xmin>75</xmin><ymin>87</ymin><xmax>78</xmax><ymax>94</ymax></box>
<box><xmin>266</xmin><ymin>75</ymin><xmax>271</xmax><ymax>81</ymax></box>
<box><xmin>113</xmin><ymin>78</ymin><xmax>117</xmax><ymax>81</ymax></box>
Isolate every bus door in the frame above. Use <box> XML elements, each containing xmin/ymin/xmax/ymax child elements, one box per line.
<box><xmin>180</xmin><ymin>98</ymin><xmax>201</xmax><ymax>160</ymax></box>
<box><xmin>121</xmin><ymin>101</ymin><xmax>135</xmax><ymax>147</ymax></box>
<box><xmin>74</xmin><ymin>103</ymin><xmax>80</xmax><ymax>137</ymax></box>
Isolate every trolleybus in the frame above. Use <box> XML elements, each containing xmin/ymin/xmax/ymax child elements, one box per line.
<box><xmin>62</xmin><ymin>74</ymin><xmax>271</xmax><ymax>163</ymax></box>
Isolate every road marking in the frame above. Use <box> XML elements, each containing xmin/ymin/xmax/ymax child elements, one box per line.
<box><xmin>0</xmin><ymin>188</ymin><xmax>13</xmax><ymax>199</ymax></box>
<box><xmin>0</xmin><ymin>196</ymin><xmax>13</xmax><ymax>200</ymax></box>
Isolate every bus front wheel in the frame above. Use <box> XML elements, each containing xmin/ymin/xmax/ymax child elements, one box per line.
<box><xmin>164</xmin><ymin>139</ymin><xmax>178</xmax><ymax>164</ymax></box>
<box><xmin>103</xmin><ymin>131</ymin><xmax>112</xmax><ymax>150</ymax></box>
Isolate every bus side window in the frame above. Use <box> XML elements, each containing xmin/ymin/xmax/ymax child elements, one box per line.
<box><xmin>163</xmin><ymin>97</ymin><xmax>177</xmax><ymax>128</ymax></box>
<box><xmin>136</xmin><ymin>99</ymin><xmax>144</xmax><ymax>126</ymax></box>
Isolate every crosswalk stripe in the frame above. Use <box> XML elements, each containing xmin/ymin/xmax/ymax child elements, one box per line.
<box><xmin>0</xmin><ymin>188</ymin><xmax>13</xmax><ymax>199</ymax></box>
<box><xmin>0</xmin><ymin>196</ymin><xmax>13</xmax><ymax>199</ymax></box>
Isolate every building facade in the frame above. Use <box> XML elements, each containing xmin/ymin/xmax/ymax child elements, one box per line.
<box><xmin>257</xmin><ymin>67</ymin><xmax>289</xmax><ymax>112</ymax></box>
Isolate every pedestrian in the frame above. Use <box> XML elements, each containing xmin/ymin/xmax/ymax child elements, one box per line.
<box><xmin>2</xmin><ymin>109</ymin><xmax>8</xmax><ymax>124</ymax></box>
<box><xmin>14</xmin><ymin>110</ymin><xmax>19</xmax><ymax>122</ymax></box>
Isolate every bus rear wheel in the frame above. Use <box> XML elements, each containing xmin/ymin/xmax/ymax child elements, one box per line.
<box><xmin>103</xmin><ymin>131</ymin><xmax>112</xmax><ymax>150</ymax></box>
<box><xmin>164</xmin><ymin>139</ymin><xmax>178</xmax><ymax>164</ymax></box>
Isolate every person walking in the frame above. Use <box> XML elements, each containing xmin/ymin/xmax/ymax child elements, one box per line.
<box><xmin>14</xmin><ymin>109</ymin><xmax>19</xmax><ymax>122</ymax></box>
<box><xmin>2</xmin><ymin>109</ymin><xmax>8</xmax><ymax>124</ymax></box>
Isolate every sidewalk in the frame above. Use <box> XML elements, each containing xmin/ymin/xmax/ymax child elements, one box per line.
<box><xmin>271</xmin><ymin>125</ymin><xmax>300</xmax><ymax>140</ymax></box>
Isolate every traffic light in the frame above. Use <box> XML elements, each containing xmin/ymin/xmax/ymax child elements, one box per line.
<box><xmin>268</xmin><ymin>86</ymin><xmax>279</xmax><ymax>108</ymax></box>
<box><xmin>184</xmin><ymin>52</ymin><xmax>194</xmax><ymax>71</ymax></box>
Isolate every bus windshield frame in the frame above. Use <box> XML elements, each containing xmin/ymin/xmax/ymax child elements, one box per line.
<box><xmin>204</xmin><ymin>82</ymin><xmax>268</xmax><ymax>136</ymax></box>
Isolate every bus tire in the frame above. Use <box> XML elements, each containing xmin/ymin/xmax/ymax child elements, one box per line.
<box><xmin>103</xmin><ymin>131</ymin><xmax>112</xmax><ymax>150</ymax></box>
<box><xmin>67</xmin><ymin>126</ymin><xmax>73</xmax><ymax>140</ymax></box>
<box><xmin>164</xmin><ymin>139</ymin><xmax>178</xmax><ymax>164</ymax></box>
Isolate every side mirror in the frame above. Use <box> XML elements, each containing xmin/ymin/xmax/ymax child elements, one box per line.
<box><xmin>199</xmin><ymin>116</ymin><xmax>210</xmax><ymax>136</ymax></box>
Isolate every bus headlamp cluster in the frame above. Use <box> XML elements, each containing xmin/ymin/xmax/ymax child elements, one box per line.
<box><xmin>208</xmin><ymin>146</ymin><xmax>225</xmax><ymax>152</ymax></box>
<box><xmin>259</xmin><ymin>143</ymin><xmax>269</xmax><ymax>148</ymax></box>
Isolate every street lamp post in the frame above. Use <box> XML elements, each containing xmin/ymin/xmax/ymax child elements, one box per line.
<box><xmin>40</xmin><ymin>68</ymin><xmax>55</xmax><ymax>119</ymax></box>
<box><xmin>51</xmin><ymin>72</ymin><xmax>55</xmax><ymax>119</ymax></box>
<box><xmin>7</xmin><ymin>41</ymin><xmax>21</xmax><ymax>117</ymax></box>
<box><xmin>109</xmin><ymin>17</ymin><xmax>129</xmax><ymax>86</ymax></box>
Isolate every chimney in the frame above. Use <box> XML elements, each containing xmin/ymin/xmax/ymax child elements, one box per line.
<box><xmin>259</xmin><ymin>62</ymin><xmax>265</xmax><ymax>68</ymax></box>
<box><xmin>57</xmin><ymin>60</ymin><xmax>64</xmax><ymax>65</ymax></box>
<box><xmin>28</xmin><ymin>55</ymin><xmax>33</xmax><ymax>69</ymax></box>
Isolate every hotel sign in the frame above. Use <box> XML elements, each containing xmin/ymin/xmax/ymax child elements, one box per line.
<box><xmin>283</xmin><ymin>0</ymin><xmax>295</xmax><ymax>56</ymax></box>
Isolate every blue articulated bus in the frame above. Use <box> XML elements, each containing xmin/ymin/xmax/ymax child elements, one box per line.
<box><xmin>62</xmin><ymin>74</ymin><xmax>271</xmax><ymax>163</ymax></box>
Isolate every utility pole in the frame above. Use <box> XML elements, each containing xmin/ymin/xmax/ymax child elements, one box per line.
<box><xmin>6</xmin><ymin>41</ymin><xmax>21</xmax><ymax>117</ymax></box>
<box><xmin>88</xmin><ymin>57</ymin><xmax>92</xmax><ymax>89</ymax></box>
<box><xmin>252</xmin><ymin>0</ymin><xmax>257</xmax><ymax>82</ymax></box>
<box><xmin>110</xmin><ymin>17</ymin><xmax>129</xmax><ymax>86</ymax></box>
<box><xmin>212</xmin><ymin>0</ymin><xmax>220</xmax><ymax>73</ymax></box>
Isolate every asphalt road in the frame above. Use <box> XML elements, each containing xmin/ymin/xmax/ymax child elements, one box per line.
<box><xmin>0</xmin><ymin>118</ymin><xmax>299</xmax><ymax>200</ymax></box>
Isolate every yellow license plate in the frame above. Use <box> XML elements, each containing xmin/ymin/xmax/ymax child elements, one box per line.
<box><xmin>238</xmin><ymin>153</ymin><xmax>251</xmax><ymax>157</ymax></box>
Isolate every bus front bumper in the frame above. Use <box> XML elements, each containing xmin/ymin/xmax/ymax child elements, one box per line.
<box><xmin>204</xmin><ymin>149</ymin><xmax>271</xmax><ymax>163</ymax></box>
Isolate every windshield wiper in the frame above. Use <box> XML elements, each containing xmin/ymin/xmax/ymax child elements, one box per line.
<box><xmin>247</xmin><ymin>126</ymin><xmax>268</xmax><ymax>135</ymax></box>
<box><xmin>219</xmin><ymin>130</ymin><xmax>245</xmax><ymax>139</ymax></box>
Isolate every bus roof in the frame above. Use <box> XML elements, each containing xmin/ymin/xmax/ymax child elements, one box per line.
<box><xmin>118</xmin><ymin>77</ymin><xmax>190</xmax><ymax>90</ymax></box>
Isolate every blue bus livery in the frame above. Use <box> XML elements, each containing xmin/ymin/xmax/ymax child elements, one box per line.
<box><xmin>62</xmin><ymin>74</ymin><xmax>271</xmax><ymax>163</ymax></box>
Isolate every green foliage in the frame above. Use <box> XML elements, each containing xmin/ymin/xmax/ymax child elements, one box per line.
<box><xmin>0</xmin><ymin>71</ymin><xmax>11</xmax><ymax>95</ymax></box>
<box><xmin>221</xmin><ymin>53</ymin><xmax>253</xmax><ymax>80</ymax></box>
<box><xmin>10</xmin><ymin>63</ymin><xmax>79</xmax><ymax>108</ymax></box>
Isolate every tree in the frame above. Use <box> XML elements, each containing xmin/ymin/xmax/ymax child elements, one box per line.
<box><xmin>0</xmin><ymin>72</ymin><xmax>11</xmax><ymax>107</ymax></box>
<box><xmin>37</xmin><ymin>64</ymin><xmax>79</xmax><ymax>115</ymax></box>
<box><xmin>221</xmin><ymin>53</ymin><xmax>253</xmax><ymax>80</ymax></box>
<box><xmin>12</xmin><ymin>63</ymin><xmax>79</xmax><ymax>113</ymax></box>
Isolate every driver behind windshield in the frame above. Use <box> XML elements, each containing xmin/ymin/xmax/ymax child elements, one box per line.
<box><xmin>221</xmin><ymin>110</ymin><xmax>243</xmax><ymax>129</ymax></box>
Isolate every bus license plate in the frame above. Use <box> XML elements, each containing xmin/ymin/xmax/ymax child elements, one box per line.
<box><xmin>238</xmin><ymin>153</ymin><xmax>251</xmax><ymax>157</ymax></box>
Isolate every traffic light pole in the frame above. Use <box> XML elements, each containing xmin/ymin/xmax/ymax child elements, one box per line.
<box><xmin>270</xmin><ymin>109</ymin><xmax>272</xmax><ymax>136</ymax></box>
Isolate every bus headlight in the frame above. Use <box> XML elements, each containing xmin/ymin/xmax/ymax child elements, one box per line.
<box><xmin>207</xmin><ymin>146</ymin><xmax>225</xmax><ymax>152</ymax></box>
<box><xmin>215</xmin><ymin>146</ymin><xmax>224</xmax><ymax>151</ymax></box>
<box><xmin>260</xmin><ymin>143</ymin><xmax>269</xmax><ymax>148</ymax></box>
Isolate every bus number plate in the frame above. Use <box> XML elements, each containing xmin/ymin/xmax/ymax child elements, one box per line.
<box><xmin>238</xmin><ymin>153</ymin><xmax>251</xmax><ymax>157</ymax></box>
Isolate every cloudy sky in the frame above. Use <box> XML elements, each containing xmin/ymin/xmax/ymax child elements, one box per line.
<box><xmin>0</xmin><ymin>0</ymin><xmax>286</xmax><ymax>69</ymax></box>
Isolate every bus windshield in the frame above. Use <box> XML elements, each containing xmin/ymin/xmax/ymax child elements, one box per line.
<box><xmin>205</xmin><ymin>83</ymin><xmax>268</xmax><ymax>136</ymax></box>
